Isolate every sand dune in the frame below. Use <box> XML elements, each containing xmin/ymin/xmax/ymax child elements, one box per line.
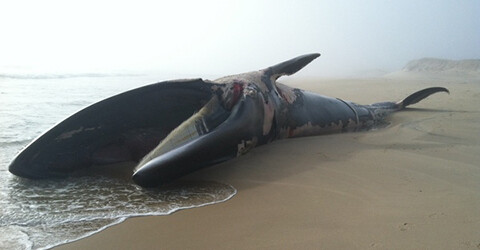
<box><xmin>403</xmin><ymin>58</ymin><xmax>480</xmax><ymax>73</ymax></box>
<box><xmin>388</xmin><ymin>58</ymin><xmax>480</xmax><ymax>80</ymax></box>
<box><xmin>57</xmin><ymin>70</ymin><xmax>480</xmax><ymax>249</ymax></box>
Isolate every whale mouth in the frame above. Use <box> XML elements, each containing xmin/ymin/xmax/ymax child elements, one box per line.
<box><xmin>7</xmin><ymin>78</ymin><xmax>253</xmax><ymax>187</ymax></box>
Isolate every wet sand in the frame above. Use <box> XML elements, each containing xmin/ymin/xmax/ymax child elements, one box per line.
<box><xmin>57</xmin><ymin>75</ymin><xmax>480</xmax><ymax>249</ymax></box>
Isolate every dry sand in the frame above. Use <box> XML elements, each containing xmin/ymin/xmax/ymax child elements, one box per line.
<box><xmin>57</xmin><ymin>74</ymin><xmax>480</xmax><ymax>249</ymax></box>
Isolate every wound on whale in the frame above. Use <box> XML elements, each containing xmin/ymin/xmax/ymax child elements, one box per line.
<box><xmin>8</xmin><ymin>53</ymin><xmax>449</xmax><ymax>187</ymax></box>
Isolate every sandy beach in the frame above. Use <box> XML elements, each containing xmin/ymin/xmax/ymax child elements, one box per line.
<box><xmin>56</xmin><ymin>73</ymin><xmax>480</xmax><ymax>249</ymax></box>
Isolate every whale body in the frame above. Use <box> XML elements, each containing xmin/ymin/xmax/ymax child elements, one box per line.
<box><xmin>8</xmin><ymin>54</ymin><xmax>449</xmax><ymax>187</ymax></box>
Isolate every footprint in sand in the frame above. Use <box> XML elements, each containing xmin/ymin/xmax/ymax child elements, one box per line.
<box><xmin>399</xmin><ymin>222</ymin><xmax>413</xmax><ymax>231</ymax></box>
<box><xmin>370</xmin><ymin>242</ymin><xmax>384</xmax><ymax>248</ymax></box>
<box><xmin>428</xmin><ymin>212</ymin><xmax>445</xmax><ymax>219</ymax></box>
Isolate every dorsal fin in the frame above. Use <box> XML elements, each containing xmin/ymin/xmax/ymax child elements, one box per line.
<box><xmin>267</xmin><ymin>53</ymin><xmax>320</xmax><ymax>80</ymax></box>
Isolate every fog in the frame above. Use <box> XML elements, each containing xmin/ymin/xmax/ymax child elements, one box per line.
<box><xmin>1</xmin><ymin>0</ymin><xmax>479</xmax><ymax>77</ymax></box>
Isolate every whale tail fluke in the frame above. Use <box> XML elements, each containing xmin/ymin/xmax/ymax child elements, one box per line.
<box><xmin>366</xmin><ymin>87</ymin><xmax>449</xmax><ymax>120</ymax></box>
<box><xmin>396</xmin><ymin>87</ymin><xmax>450</xmax><ymax>109</ymax></box>
<box><xmin>370</xmin><ymin>87</ymin><xmax>449</xmax><ymax>111</ymax></box>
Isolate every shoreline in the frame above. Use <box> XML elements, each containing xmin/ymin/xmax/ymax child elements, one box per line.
<box><xmin>57</xmin><ymin>76</ymin><xmax>480</xmax><ymax>249</ymax></box>
<box><xmin>46</xmin><ymin>185</ymin><xmax>238</xmax><ymax>250</ymax></box>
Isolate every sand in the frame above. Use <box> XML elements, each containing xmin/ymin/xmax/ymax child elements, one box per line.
<box><xmin>56</xmin><ymin>74</ymin><xmax>480</xmax><ymax>249</ymax></box>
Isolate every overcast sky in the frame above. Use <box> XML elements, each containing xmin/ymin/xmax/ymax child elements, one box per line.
<box><xmin>1</xmin><ymin>0</ymin><xmax>479</xmax><ymax>77</ymax></box>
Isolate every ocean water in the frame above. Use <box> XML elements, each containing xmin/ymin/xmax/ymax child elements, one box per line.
<box><xmin>0</xmin><ymin>74</ymin><xmax>236</xmax><ymax>249</ymax></box>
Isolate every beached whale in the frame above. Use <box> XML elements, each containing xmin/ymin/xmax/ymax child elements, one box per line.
<box><xmin>9</xmin><ymin>53</ymin><xmax>449</xmax><ymax>187</ymax></box>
